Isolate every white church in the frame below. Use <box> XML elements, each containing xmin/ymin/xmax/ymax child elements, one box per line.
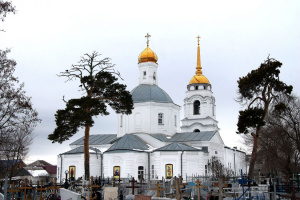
<box><xmin>56</xmin><ymin>35</ymin><xmax>246</xmax><ymax>183</ymax></box>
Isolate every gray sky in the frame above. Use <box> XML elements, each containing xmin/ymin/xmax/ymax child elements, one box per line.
<box><xmin>1</xmin><ymin>0</ymin><xmax>299</xmax><ymax>165</ymax></box>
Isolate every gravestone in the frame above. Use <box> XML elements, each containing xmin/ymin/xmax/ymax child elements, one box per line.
<box><xmin>104</xmin><ymin>187</ymin><xmax>118</xmax><ymax>200</ymax></box>
<box><xmin>60</xmin><ymin>188</ymin><xmax>81</xmax><ymax>200</ymax></box>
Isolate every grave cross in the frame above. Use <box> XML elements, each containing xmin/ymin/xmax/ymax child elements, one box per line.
<box><xmin>150</xmin><ymin>182</ymin><xmax>166</xmax><ymax>197</ymax></box>
<box><xmin>191</xmin><ymin>179</ymin><xmax>208</xmax><ymax>200</ymax></box>
<box><xmin>126</xmin><ymin>177</ymin><xmax>140</xmax><ymax>195</ymax></box>
<box><xmin>46</xmin><ymin>178</ymin><xmax>62</xmax><ymax>195</ymax></box>
<box><xmin>35</xmin><ymin>180</ymin><xmax>47</xmax><ymax>200</ymax></box>
<box><xmin>18</xmin><ymin>178</ymin><xmax>32</xmax><ymax>200</ymax></box>
<box><xmin>7</xmin><ymin>182</ymin><xmax>20</xmax><ymax>200</ymax></box>
<box><xmin>90</xmin><ymin>176</ymin><xmax>100</xmax><ymax>200</ymax></box>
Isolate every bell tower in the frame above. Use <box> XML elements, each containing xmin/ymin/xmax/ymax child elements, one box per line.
<box><xmin>181</xmin><ymin>37</ymin><xmax>219</xmax><ymax>132</ymax></box>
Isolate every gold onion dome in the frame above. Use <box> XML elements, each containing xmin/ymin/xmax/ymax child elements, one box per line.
<box><xmin>138</xmin><ymin>33</ymin><xmax>158</xmax><ymax>64</ymax></box>
<box><xmin>189</xmin><ymin>36</ymin><xmax>210</xmax><ymax>84</ymax></box>
<box><xmin>138</xmin><ymin>46</ymin><xmax>158</xmax><ymax>64</ymax></box>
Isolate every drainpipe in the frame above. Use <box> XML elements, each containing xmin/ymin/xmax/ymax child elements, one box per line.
<box><xmin>181</xmin><ymin>151</ymin><xmax>184</xmax><ymax>177</ymax></box>
<box><xmin>101</xmin><ymin>153</ymin><xmax>103</xmax><ymax>179</ymax></box>
<box><xmin>148</xmin><ymin>152</ymin><xmax>151</xmax><ymax>183</ymax></box>
<box><xmin>60</xmin><ymin>154</ymin><xmax>63</xmax><ymax>183</ymax></box>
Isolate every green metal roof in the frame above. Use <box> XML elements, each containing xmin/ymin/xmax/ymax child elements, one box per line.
<box><xmin>131</xmin><ymin>84</ymin><xmax>173</xmax><ymax>103</ymax></box>
<box><xmin>70</xmin><ymin>134</ymin><xmax>117</xmax><ymax>145</ymax></box>
<box><xmin>154</xmin><ymin>142</ymin><xmax>200</xmax><ymax>151</ymax></box>
<box><xmin>62</xmin><ymin>146</ymin><xmax>101</xmax><ymax>155</ymax></box>
<box><xmin>105</xmin><ymin>134</ymin><xmax>149</xmax><ymax>152</ymax></box>
<box><xmin>150</xmin><ymin>134</ymin><xmax>169</xmax><ymax>142</ymax></box>
<box><xmin>169</xmin><ymin>131</ymin><xmax>217</xmax><ymax>142</ymax></box>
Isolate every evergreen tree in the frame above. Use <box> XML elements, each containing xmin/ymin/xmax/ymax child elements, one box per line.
<box><xmin>236</xmin><ymin>56</ymin><xmax>293</xmax><ymax>178</ymax></box>
<box><xmin>48</xmin><ymin>51</ymin><xmax>133</xmax><ymax>179</ymax></box>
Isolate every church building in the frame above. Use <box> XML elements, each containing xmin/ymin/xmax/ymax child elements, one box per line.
<box><xmin>56</xmin><ymin>35</ymin><xmax>246</xmax><ymax>183</ymax></box>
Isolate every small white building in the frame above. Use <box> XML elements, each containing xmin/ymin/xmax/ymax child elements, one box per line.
<box><xmin>57</xmin><ymin>36</ymin><xmax>246</xmax><ymax>183</ymax></box>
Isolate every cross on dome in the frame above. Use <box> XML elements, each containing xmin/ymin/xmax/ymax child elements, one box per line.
<box><xmin>145</xmin><ymin>33</ymin><xmax>151</xmax><ymax>47</ymax></box>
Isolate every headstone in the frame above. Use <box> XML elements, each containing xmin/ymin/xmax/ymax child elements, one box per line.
<box><xmin>60</xmin><ymin>188</ymin><xmax>81</xmax><ymax>200</ymax></box>
<box><xmin>104</xmin><ymin>187</ymin><xmax>118</xmax><ymax>200</ymax></box>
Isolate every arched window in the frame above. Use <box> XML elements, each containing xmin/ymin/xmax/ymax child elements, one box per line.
<box><xmin>158</xmin><ymin>113</ymin><xmax>163</xmax><ymax>125</ymax></box>
<box><xmin>193</xmin><ymin>100</ymin><xmax>200</xmax><ymax>115</ymax></box>
<box><xmin>193</xmin><ymin>129</ymin><xmax>200</xmax><ymax>132</ymax></box>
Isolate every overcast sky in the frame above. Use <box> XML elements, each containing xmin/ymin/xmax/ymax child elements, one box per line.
<box><xmin>1</xmin><ymin>0</ymin><xmax>299</xmax><ymax>165</ymax></box>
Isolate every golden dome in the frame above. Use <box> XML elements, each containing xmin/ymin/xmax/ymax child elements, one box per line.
<box><xmin>138</xmin><ymin>46</ymin><xmax>158</xmax><ymax>64</ymax></box>
<box><xmin>189</xmin><ymin>74</ymin><xmax>210</xmax><ymax>84</ymax></box>
<box><xmin>189</xmin><ymin>36</ymin><xmax>210</xmax><ymax>85</ymax></box>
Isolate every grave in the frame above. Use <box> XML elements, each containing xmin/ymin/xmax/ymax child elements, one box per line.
<box><xmin>60</xmin><ymin>188</ymin><xmax>81</xmax><ymax>200</ymax></box>
<box><xmin>104</xmin><ymin>187</ymin><xmax>118</xmax><ymax>200</ymax></box>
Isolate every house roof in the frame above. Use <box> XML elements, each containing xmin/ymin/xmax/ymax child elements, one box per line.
<box><xmin>0</xmin><ymin>159</ymin><xmax>24</xmax><ymax>168</ymax></box>
<box><xmin>15</xmin><ymin>168</ymin><xmax>32</xmax><ymax>176</ymax></box>
<box><xmin>62</xmin><ymin>146</ymin><xmax>101</xmax><ymax>155</ymax></box>
<box><xmin>105</xmin><ymin>134</ymin><xmax>149</xmax><ymax>153</ymax></box>
<box><xmin>154</xmin><ymin>142</ymin><xmax>200</xmax><ymax>152</ymax></box>
<box><xmin>70</xmin><ymin>134</ymin><xmax>117</xmax><ymax>145</ymax></box>
<box><xmin>169</xmin><ymin>131</ymin><xmax>217</xmax><ymax>142</ymax></box>
<box><xmin>131</xmin><ymin>84</ymin><xmax>173</xmax><ymax>103</ymax></box>
<box><xmin>27</xmin><ymin>160</ymin><xmax>51</xmax><ymax>167</ymax></box>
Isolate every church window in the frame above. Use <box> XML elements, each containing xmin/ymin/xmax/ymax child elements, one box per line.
<box><xmin>205</xmin><ymin>165</ymin><xmax>208</xmax><ymax>175</ymax></box>
<box><xmin>138</xmin><ymin>166</ymin><xmax>144</xmax><ymax>180</ymax></box>
<box><xmin>193</xmin><ymin>129</ymin><xmax>200</xmax><ymax>132</ymax></box>
<box><xmin>143</xmin><ymin>71</ymin><xmax>146</xmax><ymax>79</ymax></box>
<box><xmin>195</xmin><ymin>86</ymin><xmax>198</xmax><ymax>90</ymax></box>
<box><xmin>204</xmin><ymin>85</ymin><xmax>207</xmax><ymax>90</ymax></box>
<box><xmin>215</xmin><ymin>151</ymin><xmax>218</xmax><ymax>154</ymax></box>
<box><xmin>174</xmin><ymin>115</ymin><xmax>177</xmax><ymax>127</ymax></box>
<box><xmin>193</xmin><ymin>100</ymin><xmax>200</xmax><ymax>115</ymax></box>
<box><xmin>153</xmin><ymin>72</ymin><xmax>156</xmax><ymax>80</ymax></box>
<box><xmin>158</xmin><ymin>113</ymin><xmax>164</xmax><ymax>125</ymax></box>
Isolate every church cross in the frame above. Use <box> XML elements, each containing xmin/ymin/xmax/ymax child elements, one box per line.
<box><xmin>7</xmin><ymin>182</ymin><xmax>20</xmax><ymax>200</ymax></box>
<box><xmin>145</xmin><ymin>33</ymin><xmax>151</xmax><ymax>47</ymax></box>
<box><xmin>126</xmin><ymin>177</ymin><xmax>140</xmax><ymax>195</ymax></box>
<box><xmin>150</xmin><ymin>182</ymin><xmax>166</xmax><ymax>197</ymax></box>
<box><xmin>196</xmin><ymin>35</ymin><xmax>201</xmax><ymax>45</ymax></box>
<box><xmin>18</xmin><ymin>178</ymin><xmax>32</xmax><ymax>200</ymax></box>
<box><xmin>191</xmin><ymin>179</ymin><xmax>208</xmax><ymax>200</ymax></box>
<box><xmin>46</xmin><ymin>178</ymin><xmax>62</xmax><ymax>195</ymax></box>
<box><xmin>35</xmin><ymin>180</ymin><xmax>47</xmax><ymax>200</ymax></box>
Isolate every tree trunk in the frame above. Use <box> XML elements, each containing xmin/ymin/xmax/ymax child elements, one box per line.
<box><xmin>248</xmin><ymin>130</ymin><xmax>260</xmax><ymax>179</ymax></box>
<box><xmin>84</xmin><ymin>125</ymin><xmax>90</xmax><ymax>180</ymax></box>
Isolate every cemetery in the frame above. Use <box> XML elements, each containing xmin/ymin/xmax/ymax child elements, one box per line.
<box><xmin>1</xmin><ymin>170</ymin><xmax>300</xmax><ymax>200</ymax></box>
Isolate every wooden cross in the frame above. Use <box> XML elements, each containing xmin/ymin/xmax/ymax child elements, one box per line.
<box><xmin>191</xmin><ymin>179</ymin><xmax>208</xmax><ymax>200</ymax></box>
<box><xmin>179</xmin><ymin>176</ymin><xmax>188</xmax><ymax>189</ymax></box>
<box><xmin>150</xmin><ymin>182</ymin><xmax>166</xmax><ymax>197</ymax></box>
<box><xmin>196</xmin><ymin>36</ymin><xmax>201</xmax><ymax>45</ymax></box>
<box><xmin>35</xmin><ymin>180</ymin><xmax>48</xmax><ymax>200</ymax></box>
<box><xmin>126</xmin><ymin>177</ymin><xmax>140</xmax><ymax>195</ymax></box>
<box><xmin>46</xmin><ymin>178</ymin><xmax>62</xmax><ymax>195</ymax></box>
<box><xmin>145</xmin><ymin>33</ymin><xmax>151</xmax><ymax>47</ymax></box>
<box><xmin>7</xmin><ymin>182</ymin><xmax>20</xmax><ymax>200</ymax></box>
<box><xmin>90</xmin><ymin>176</ymin><xmax>100</xmax><ymax>200</ymax></box>
<box><xmin>18</xmin><ymin>178</ymin><xmax>33</xmax><ymax>200</ymax></box>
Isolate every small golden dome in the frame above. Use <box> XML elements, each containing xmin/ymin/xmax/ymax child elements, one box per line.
<box><xmin>138</xmin><ymin>46</ymin><xmax>158</xmax><ymax>64</ymax></box>
<box><xmin>189</xmin><ymin>75</ymin><xmax>210</xmax><ymax>84</ymax></box>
